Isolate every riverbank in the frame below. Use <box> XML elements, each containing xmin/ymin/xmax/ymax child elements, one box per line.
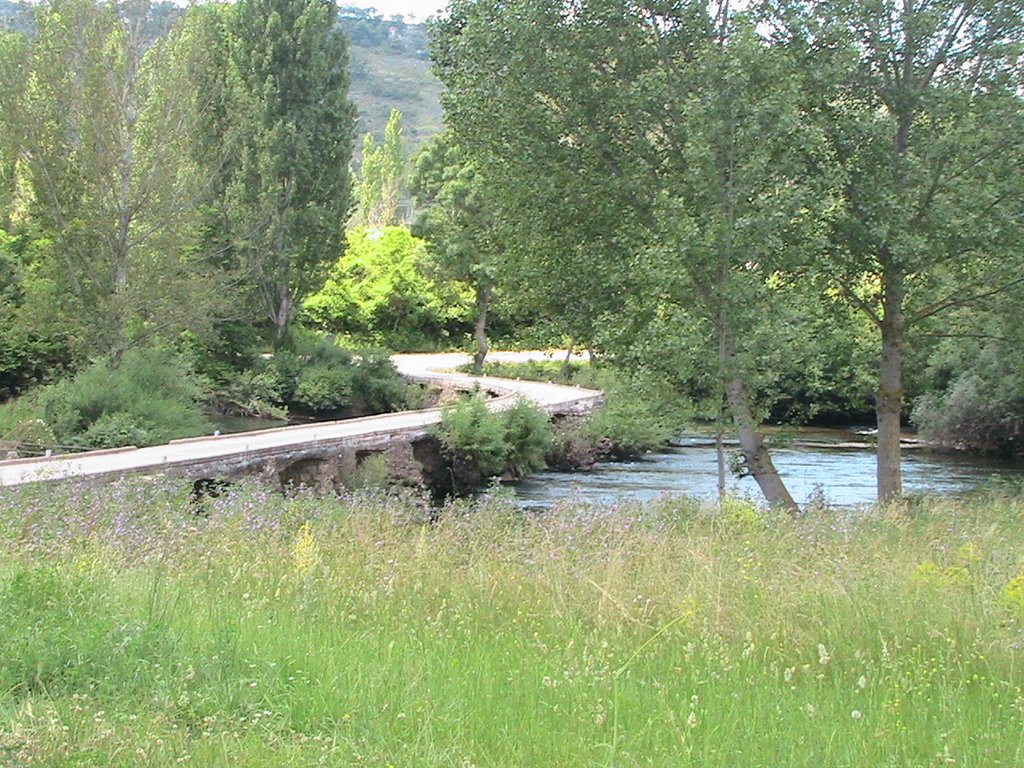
<box><xmin>2</xmin><ymin>482</ymin><xmax>1023</xmax><ymax>765</ymax></box>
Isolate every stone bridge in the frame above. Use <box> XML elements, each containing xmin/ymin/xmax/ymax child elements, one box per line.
<box><xmin>0</xmin><ymin>352</ymin><xmax>602</xmax><ymax>493</ymax></box>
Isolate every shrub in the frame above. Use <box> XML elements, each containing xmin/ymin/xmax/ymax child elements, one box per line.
<box><xmin>436</xmin><ymin>392</ymin><xmax>554</xmax><ymax>487</ymax></box>
<box><xmin>293</xmin><ymin>364</ymin><xmax>355</xmax><ymax>412</ymax></box>
<box><xmin>302</xmin><ymin>226</ymin><xmax>468</xmax><ymax>350</ymax></box>
<box><xmin>501</xmin><ymin>398</ymin><xmax>553</xmax><ymax>478</ymax></box>
<box><xmin>436</xmin><ymin>390</ymin><xmax>508</xmax><ymax>477</ymax></box>
<box><xmin>912</xmin><ymin>373</ymin><xmax>1024</xmax><ymax>455</ymax></box>
<box><xmin>0</xmin><ymin>346</ymin><xmax>210</xmax><ymax>450</ymax></box>
<box><xmin>586</xmin><ymin>370</ymin><xmax>684</xmax><ymax>456</ymax></box>
<box><xmin>475</xmin><ymin>360</ymin><xmax>687</xmax><ymax>457</ymax></box>
<box><xmin>72</xmin><ymin>412</ymin><xmax>151</xmax><ymax>449</ymax></box>
<box><xmin>349</xmin><ymin>350</ymin><xmax>408</xmax><ymax>413</ymax></box>
<box><xmin>243</xmin><ymin>336</ymin><xmax>407</xmax><ymax>417</ymax></box>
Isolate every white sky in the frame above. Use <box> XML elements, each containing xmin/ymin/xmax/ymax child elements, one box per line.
<box><xmin>343</xmin><ymin>0</ymin><xmax>447</xmax><ymax>22</ymax></box>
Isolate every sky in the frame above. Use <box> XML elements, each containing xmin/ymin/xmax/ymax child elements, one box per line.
<box><xmin>344</xmin><ymin>0</ymin><xmax>447</xmax><ymax>22</ymax></box>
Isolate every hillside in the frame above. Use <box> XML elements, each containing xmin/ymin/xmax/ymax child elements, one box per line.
<box><xmin>348</xmin><ymin>43</ymin><xmax>444</xmax><ymax>150</ymax></box>
<box><xmin>0</xmin><ymin>2</ymin><xmax>445</xmax><ymax>153</ymax></box>
<box><xmin>342</xmin><ymin>7</ymin><xmax>444</xmax><ymax>151</ymax></box>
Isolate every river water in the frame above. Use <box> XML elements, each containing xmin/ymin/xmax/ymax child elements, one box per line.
<box><xmin>513</xmin><ymin>428</ymin><xmax>1024</xmax><ymax>509</ymax></box>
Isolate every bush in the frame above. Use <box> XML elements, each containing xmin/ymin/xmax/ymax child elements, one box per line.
<box><xmin>72</xmin><ymin>412</ymin><xmax>151</xmax><ymax>449</ymax></box>
<box><xmin>912</xmin><ymin>373</ymin><xmax>1024</xmax><ymax>455</ymax></box>
<box><xmin>220</xmin><ymin>336</ymin><xmax>408</xmax><ymax>418</ymax></box>
<box><xmin>302</xmin><ymin>226</ymin><xmax>469</xmax><ymax>350</ymax></box>
<box><xmin>0</xmin><ymin>346</ymin><xmax>210</xmax><ymax>450</ymax></box>
<box><xmin>436</xmin><ymin>390</ymin><xmax>509</xmax><ymax>478</ymax></box>
<box><xmin>475</xmin><ymin>360</ymin><xmax>686</xmax><ymax>456</ymax></box>
<box><xmin>436</xmin><ymin>392</ymin><xmax>553</xmax><ymax>487</ymax></box>
<box><xmin>349</xmin><ymin>350</ymin><xmax>408</xmax><ymax>413</ymax></box>
<box><xmin>293</xmin><ymin>364</ymin><xmax>355</xmax><ymax>412</ymax></box>
<box><xmin>501</xmin><ymin>398</ymin><xmax>553</xmax><ymax>478</ymax></box>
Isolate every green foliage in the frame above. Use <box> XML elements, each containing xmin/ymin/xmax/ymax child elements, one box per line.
<box><xmin>912</xmin><ymin>375</ymin><xmax>1024</xmax><ymax>456</ymax></box>
<box><xmin>303</xmin><ymin>226</ymin><xmax>468</xmax><ymax>350</ymax></box>
<box><xmin>477</xmin><ymin>360</ymin><xmax>687</xmax><ymax>456</ymax></box>
<box><xmin>474</xmin><ymin>358</ymin><xmax>586</xmax><ymax>384</ymax></box>
<box><xmin>352</xmin><ymin>109</ymin><xmax>406</xmax><ymax>228</ymax></box>
<box><xmin>227</xmin><ymin>335</ymin><xmax>407</xmax><ymax>418</ymax></box>
<box><xmin>0</xmin><ymin>346</ymin><xmax>210</xmax><ymax>450</ymax></box>
<box><xmin>292</xmin><ymin>364</ymin><xmax>355</xmax><ymax>413</ymax></box>
<box><xmin>500</xmin><ymin>397</ymin><xmax>553</xmax><ymax>478</ymax></box>
<box><xmin>348</xmin><ymin>350</ymin><xmax>409</xmax><ymax>414</ymax></box>
<box><xmin>228</xmin><ymin>0</ymin><xmax>356</xmax><ymax>342</ymax></box>
<box><xmin>352</xmin><ymin>453</ymin><xmax>393</xmax><ymax>490</ymax></box>
<box><xmin>12</xmin><ymin>0</ymin><xmax>239</xmax><ymax>355</ymax></box>
<box><xmin>73</xmin><ymin>412</ymin><xmax>152</xmax><ymax>450</ymax></box>
<box><xmin>436</xmin><ymin>390</ymin><xmax>509</xmax><ymax>477</ymax></box>
<box><xmin>436</xmin><ymin>390</ymin><xmax>553</xmax><ymax>481</ymax></box>
<box><xmin>912</xmin><ymin>298</ymin><xmax>1024</xmax><ymax>455</ymax></box>
<box><xmin>587</xmin><ymin>371</ymin><xmax>687</xmax><ymax>456</ymax></box>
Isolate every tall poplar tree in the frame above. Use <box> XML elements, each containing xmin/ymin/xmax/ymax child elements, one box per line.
<box><xmin>353</xmin><ymin>108</ymin><xmax>406</xmax><ymax>228</ymax></box>
<box><xmin>18</xmin><ymin>0</ymin><xmax>225</xmax><ymax>353</ymax></box>
<box><xmin>227</xmin><ymin>0</ymin><xmax>356</xmax><ymax>345</ymax></box>
<box><xmin>0</xmin><ymin>29</ymin><xmax>28</xmax><ymax>231</ymax></box>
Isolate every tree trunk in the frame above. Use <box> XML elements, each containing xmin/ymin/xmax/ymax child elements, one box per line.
<box><xmin>876</xmin><ymin>261</ymin><xmax>904</xmax><ymax>501</ymax></box>
<box><xmin>718</xmin><ymin>318</ymin><xmax>797</xmax><ymax>512</ymax></box>
<box><xmin>715</xmin><ymin>421</ymin><xmax>726</xmax><ymax>500</ymax></box>
<box><xmin>562</xmin><ymin>341</ymin><xmax>575</xmax><ymax>381</ymax></box>
<box><xmin>472</xmin><ymin>282</ymin><xmax>491</xmax><ymax>375</ymax></box>
<box><xmin>273</xmin><ymin>286</ymin><xmax>291</xmax><ymax>349</ymax></box>
<box><xmin>723</xmin><ymin>376</ymin><xmax>799</xmax><ymax>513</ymax></box>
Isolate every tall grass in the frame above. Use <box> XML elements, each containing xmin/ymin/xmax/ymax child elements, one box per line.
<box><xmin>1</xmin><ymin>482</ymin><xmax>1023</xmax><ymax>765</ymax></box>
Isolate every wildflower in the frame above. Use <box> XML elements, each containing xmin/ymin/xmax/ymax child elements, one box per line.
<box><xmin>818</xmin><ymin>644</ymin><xmax>831</xmax><ymax>666</ymax></box>
<box><xmin>686</xmin><ymin>711</ymin><xmax>698</xmax><ymax>729</ymax></box>
<box><xmin>293</xmin><ymin>521</ymin><xmax>321</xmax><ymax>576</ymax></box>
<box><xmin>858</xmin><ymin>675</ymin><xmax>868</xmax><ymax>690</ymax></box>
<box><xmin>851</xmin><ymin>710</ymin><xmax>863</xmax><ymax>720</ymax></box>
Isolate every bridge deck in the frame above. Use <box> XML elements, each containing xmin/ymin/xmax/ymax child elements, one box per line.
<box><xmin>0</xmin><ymin>352</ymin><xmax>601</xmax><ymax>487</ymax></box>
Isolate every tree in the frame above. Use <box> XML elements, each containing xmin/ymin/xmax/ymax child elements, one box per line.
<box><xmin>0</xmin><ymin>28</ymin><xmax>28</xmax><ymax>231</ymax></box>
<box><xmin>16</xmin><ymin>0</ymin><xmax>228</xmax><ymax>354</ymax></box>
<box><xmin>303</xmin><ymin>225</ymin><xmax>463</xmax><ymax>348</ymax></box>
<box><xmin>432</xmin><ymin>0</ymin><xmax>835</xmax><ymax>509</ymax></box>
<box><xmin>352</xmin><ymin>108</ymin><xmax>406</xmax><ymax>228</ymax></box>
<box><xmin>410</xmin><ymin>132</ymin><xmax>504</xmax><ymax>374</ymax></box>
<box><xmin>226</xmin><ymin>0</ymin><xmax>356</xmax><ymax>345</ymax></box>
<box><xmin>773</xmin><ymin>0</ymin><xmax>1024</xmax><ymax>499</ymax></box>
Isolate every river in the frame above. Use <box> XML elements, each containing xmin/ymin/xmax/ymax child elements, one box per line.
<box><xmin>512</xmin><ymin>427</ymin><xmax>1024</xmax><ymax>509</ymax></box>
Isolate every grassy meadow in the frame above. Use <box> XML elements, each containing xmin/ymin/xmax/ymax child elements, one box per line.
<box><xmin>1</xmin><ymin>480</ymin><xmax>1023</xmax><ymax>766</ymax></box>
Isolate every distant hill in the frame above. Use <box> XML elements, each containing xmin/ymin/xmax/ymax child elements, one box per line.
<box><xmin>0</xmin><ymin>2</ymin><xmax>444</xmax><ymax>154</ymax></box>
<box><xmin>340</xmin><ymin>8</ymin><xmax>444</xmax><ymax>151</ymax></box>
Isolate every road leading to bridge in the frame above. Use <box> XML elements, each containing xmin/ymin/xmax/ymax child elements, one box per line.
<box><xmin>0</xmin><ymin>351</ymin><xmax>601</xmax><ymax>488</ymax></box>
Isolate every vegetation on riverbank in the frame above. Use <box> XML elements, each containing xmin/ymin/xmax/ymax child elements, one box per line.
<box><xmin>0</xmin><ymin>334</ymin><xmax>412</xmax><ymax>455</ymax></box>
<box><xmin>0</xmin><ymin>0</ymin><xmax>1020</xmax><ymax>510</ymax></box>
<box><xmin>434</xmin><ymin>391</ymin><xmax>553</xmax><ymax>493</ymax></box>
<box><xmin>1</xmin><ymin>482</ymin><xmax>1023</xmax><ymax>765</ymax></box>
<box><xmin>470</xmin><ymin>359</ymin><xmax>689</xmax><ymax>460</ymax></box>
